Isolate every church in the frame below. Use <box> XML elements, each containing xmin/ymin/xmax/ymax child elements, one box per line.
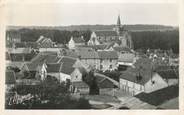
<box><xmin>88</xmin><ymin>15</ymin><xmax>134</xmax><ymax>49</ymax></box>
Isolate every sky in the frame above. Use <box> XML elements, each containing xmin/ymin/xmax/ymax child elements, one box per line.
<box><xmin>5</xmin><ymin>1</ymin><xmax>179</xmax><ymax>26</ymax></box>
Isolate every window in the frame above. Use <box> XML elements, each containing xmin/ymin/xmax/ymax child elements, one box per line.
<box><xmin>151</xmin><ymin>80</ymin><xmax>155</xmax><ymax>85</ymax></box>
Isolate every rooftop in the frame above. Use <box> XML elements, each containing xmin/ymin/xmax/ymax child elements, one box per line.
<box><xmin>94</xmin><ymin>30</ymin><xmax>118</xmax><ymax>36</ymax></box>
<box><xmin>97</xmin><ymin>50</ymin><xmax>118</xmax><ymax>59</ymax></box>
<box><xmin>135</xmin><ymin>85</ymin><xmax>179</xmax><ymax>106</ymax></box>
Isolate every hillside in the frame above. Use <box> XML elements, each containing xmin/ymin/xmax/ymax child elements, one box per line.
<box><xmin>7</xmin><ymin>24</ymin><xmax>177</xmax><ymax>31</ymax></box>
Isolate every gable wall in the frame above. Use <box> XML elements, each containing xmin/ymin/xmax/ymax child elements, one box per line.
<box><xmin>144</xmin><ymin>73</ymin><xmax>168</xmax><ymax>93</ymax></box>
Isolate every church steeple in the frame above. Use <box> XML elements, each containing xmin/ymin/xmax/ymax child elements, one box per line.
<box><xmin>117</xmin><ymin>15</ymin><xmax>121</xmax><ymax>26</ymax></box>
<box><xmin>115</xmin><ymin>14</ymin><xmax>122</xmax><ymax>35</ymax></box>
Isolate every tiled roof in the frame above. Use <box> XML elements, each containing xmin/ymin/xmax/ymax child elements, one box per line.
<box><xmin>91</xmin><ymin>45</ymin><xmax>107</xmax><ymax>50</ymax></box>
<box><xmin>15</xmin><ymin>42</ymin><xmax>38</xmax><ymax>48</ymax></box>
<box><xmin>6</xmin><ymin>62</ymin><xmax>24</xmax><ymax>69</ymax></box>
<box><xmin>60</xmin><ymin>64</ymin><xmax>75</xmax><ymax>75</ymax></box>
<box><xmin>60</xmin><ymin>50</ymin><xmax>79</xmax><ymax>58</ymax></box>
<box><xmin>77</xmin><ymin>50</ymin><xmax>99</xmax><ymax>59</ymax></box>
<box><xmin>157</xmin><ymin>69</ymin><xmax>178</xmax><ymax>79</ymax></box>
<box><xmin>118</xmin><ymin>53</ymin><xmax>135</xmax><ymax>63</ymax></box>
<box><xmin>26</xmin><ymin>53</ymin><xmax>60</xmax><ymax>71</ymax></box>
<box><xmin>9</xmin><ymin>48</ymin><xmax>32</xmax><ymax>54</ymax></box>
<box><xmin>113</xmin><ymin>47</ymin><xmax>132</xmax><ymax>53</ymax></box>
<box><xmin>31</xmin><ymin>52</ymin><xmax>59</xmax><ymax>64</ymax></box>
<box><xmin>94</xmin><ymin>73</ymin><xmax>119</xmax><ymax>88</ymax></box>
<box><xmin>10</xmin><ymin>53</ymin><xmax>37</xmax><ymax>62</ymax></box>
<box><xmin>120</xmin><ymin>66</ymin><xmax>152</xmax><ymax>85</ymax></box>
<box><xmin>10</xmin><ymin>53</ymin><xmax>24</xmax><ymax>61</ymax></box>
<box><xmin>94</xmin><ymin>30</ymin><xmax>118</xmax><ymax>36</ymax></box>
<box><xmin>15</xmin><ymin>42</ymin><xmax>26</xmax><ymax>48</ymax></box>
<box><xmin>158</xmin><ymin>97</ymin><xmax>178</xmax><ymax>109</ymax></box>
<box><xmin>37</xmin><ymin>36</ymin><xmax>54</xmax><ymax>48</ymax></box>
<box><xmin>135</xmin><ymin>85</ymin><xmax>179</xmax><ymax>106</ymax></box>
<box><xmin>56</xmin><ymin>56</ymin><xmax>77</xmax><ymax>75</ymax></box>
<box><xmin>26</xmin><ymin>63</ymin><xmax>39</xmax><ymax>71</ymax></box>
<box><xmin>36</xmin><ymin>36</ymin><xmax>45</xmax><ymax>43</ymax></box>
<box><xmin>24</xmin><ymin>53</ymin><xmax>37</xmax><ymax>61</ymax></box>
<box><xmin>97</xmin><ymin>51</ymin><xmax>118</xmax><ymax>59</ymax></box>
<box><xmin>58</xmin><ymin>56</ymin><xmax>77</xmax><ymax>65</ymax></box>
<box><xmin>46</xmin><ymin>63</ymin><xmax>62</xmax><ymax>73</ymax></box>
<box><xmin>6</xmin><ymin>71</ymin><xmax>16</xmax><ymax>84</ymax></box>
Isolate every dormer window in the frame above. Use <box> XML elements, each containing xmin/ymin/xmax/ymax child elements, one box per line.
<box><xmin>152</xmin><ymin>80</ymin><xmax>155</xmax><ymax>85</ymax></box>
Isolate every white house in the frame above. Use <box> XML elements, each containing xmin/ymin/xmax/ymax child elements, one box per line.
<box><xmin>155</xmin><ymin>66</ymin><xmax>179</xmax><ymax>86</ymax></box>
<box><xmin>68</xmin><ymin>36</ymin><xmax>85</xmax><ymax>49</ymax></box>
<box><xmin>119</xmin><ymin>68</ymin><xmax>168</xmax><ymax>95</ymax></box>
<box><xmin>118</xmin><ymin>52</ymin><xmax>136</xmax><ymax>67</ymax></box>
<box><xmin>46</xmin><ymin>56</ymin><xmax>87</xmax><ymax>83</ymax></box>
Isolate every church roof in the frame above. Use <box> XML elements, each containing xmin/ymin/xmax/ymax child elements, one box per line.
<box><xmin>94</xmin><ymin>30</ymin><xmax>118</xmax><ymax>36</ymax></box>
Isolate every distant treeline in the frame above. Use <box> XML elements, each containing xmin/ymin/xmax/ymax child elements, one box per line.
<box><xmin>7</xmin><ymin>24</ymin><xmax>176</xmax><ymax>31</ymax></box>
<box><xmin>131</xmin><ymin>30</ymin><xmax>179</xmax><ymax>54</ymax></box>
<box><xmin>7</xmin><ymin>29</ymin><xmax>91</xmax><ymax>44</ymax></box>
<box><xmin>6</xmin><ymin>28</ymin><xmax>179</xmax><ymax>53</ymax></box>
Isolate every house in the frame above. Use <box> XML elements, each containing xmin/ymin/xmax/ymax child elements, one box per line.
<box><xmin>97</xmin><ymin>51</ymin><xmax>118</xmax><ymax>71</ymax></box>
<box><xmin>118</xmin><ymin>52</ymin><xmax>136</xmax><ymax>67</ymax></box>
<box><xmin>14</xmin><ymin>42</ymin><xmax>38</xmax><ymax>49</ymax></box>
<box><xmin>119</xmin><ymin>57</ymin><xmax>169</xmax><ymax>96</ymax></box>
<box><xmin>70</xmin><ymin>81</ymin><xmax>89</xmax><ymax>95</ymax></box>
<box><xmin>21</xmin><ymin>62</ymin><xmax>47</xmax><ymax>81</ymax></box>
<box><xmin>20</xmin><ymin>53</ymin><xmax>59</xmax><ymax>80</ymax></box>
<box><xmin>7</xmin><ymin>48</ymin><xmax>32</xmax><ymax>54</ymax></box>
<box><xmin>87</xmin><ymin>15</ymin><xmax>133</xmax><ymax>49</ymax></box>
<box><xmin>169</xmin><ymin>55</ymin><xmax>179</xmax><ymax>66</ymax></box>
<box><xmin>119</xmin><ymin>63</ymin><xmax>168</xmax><ymax>95</ymax></box>
<box><xmin>68</xmin><ymin>36</ymin><xmax>85</xmax><ymax>49</ymax></box>
<box><xmin>46</xmin><ymin>56</ymin><xmax>87</xmax><ymax>83</ymax></box>
<box><xmin>76</xmin><ymin>49</ymin><xmax>100</xmax><ymax>70</ymax></box>
<box><xmin>46</xmin><ymin>63</ymin><xmax>71</xmax><ymax>82</ymax></box>
<box><xmin>155</xmin><ymin>66</ymin><xmax>178</xmax><ymax>86</ymax></box>
<box><xmin>36</xmin><ymin>36</ymin><xmax>55</xmax><ymax>48</ymax></box>
<box><xmin>76</xmin><ymin>50</ymin><xmax>118</xmax><ymax>71</ymax></box>
<box><xmin>39</xmin><ymin>47</ymin><xmax>61</xmax><ymax>52</ymax></box>
<box><xmin>6</xmin><ymin>53</ymin><xmax>37</xmax><ymax>69</ymax></box>
<box><xmin>95</xmin><ymin>73</ymin><xmax>119</xmax><ymax>96</ymax></box>
<box><xmin>5</xmin><ymin>71</ymin><xmax>16</xmax><ymax>93</ymax></box>
<box><xmin>135</xmin><ymin>85</ymin><xmax>178</xmax><ymax>107</ymax></box>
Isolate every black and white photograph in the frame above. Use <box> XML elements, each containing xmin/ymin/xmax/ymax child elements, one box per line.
<box><xmin>2</xmin><ymin>0</ymin><xmax>182</xmax><ymax>110</ymax></box>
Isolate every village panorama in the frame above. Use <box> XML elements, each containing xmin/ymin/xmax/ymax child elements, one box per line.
<box><xmin>5</xmin><ymin>15</ymin><xmax>179</xmax><ymax>109</ymax></box>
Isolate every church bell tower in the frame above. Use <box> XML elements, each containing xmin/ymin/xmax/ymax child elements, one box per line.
<box><xmin>115</xmin><ymin>15</ymin><xmax>123</xmax><ymax>35</ymax></box>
